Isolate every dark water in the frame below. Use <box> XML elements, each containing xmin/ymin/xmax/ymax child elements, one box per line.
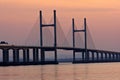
<box><xmin>0</xmin><ymin>63</ymin><xmax>120</xmax><ymax>80</ymax></box>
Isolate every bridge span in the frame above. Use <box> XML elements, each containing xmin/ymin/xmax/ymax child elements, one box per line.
<box><xmin>0</xmin><ymin>45</ymin><xmax>120</xmax><ymax>66</ymax></box>
<box><xmin>0</xmin><ymin>10</ymin><xmax>120</xmax><ymax>66</ymax></box>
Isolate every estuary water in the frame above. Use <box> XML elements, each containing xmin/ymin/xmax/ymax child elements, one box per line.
<box><xmin>0</xmin><ymin>63</ymin><xmax>120</xmax><ymax>80</ymax></box>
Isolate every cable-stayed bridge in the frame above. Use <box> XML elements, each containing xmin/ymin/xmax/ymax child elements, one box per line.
<box><xmin>0</xmin><ymin>10</ymin><xmax>120</xmax><ymax>66</ymax></box>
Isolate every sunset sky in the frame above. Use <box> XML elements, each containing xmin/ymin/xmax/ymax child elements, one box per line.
<box><xmin>0</xmin><ymin>0</ymin><xmax>120</xmax><ymax>51</ymax></box>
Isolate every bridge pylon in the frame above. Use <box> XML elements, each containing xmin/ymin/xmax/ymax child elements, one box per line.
<box><xmin>39</xmin><ymin>10</ymin><xmax>58</xmax><ymax>64</ymax></box>
<box><xmin>72</xmin><ymin>18</ymin><xmax>89</xmax><ymax>63</ymax></box>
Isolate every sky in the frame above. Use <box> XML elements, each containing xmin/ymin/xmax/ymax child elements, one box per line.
<box><xmin>0</xmin><ymin>0</ymin><xmax>120</xmax><ymax>51</ymax></box>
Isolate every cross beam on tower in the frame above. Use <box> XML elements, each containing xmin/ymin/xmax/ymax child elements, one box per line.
<box><xmin>39</xmin><ymin>10</ymin><xmax>57</xmax><ymax>63</ymax></box>
<box><xmin>40</xmin><ymin>10</ymin><xmax>57</xmax><ymax>47</ymax></box>
<box><xmin>72</xmin><ymin>18</ymin><xmax>89</xmax><ymax>62</ymax></box>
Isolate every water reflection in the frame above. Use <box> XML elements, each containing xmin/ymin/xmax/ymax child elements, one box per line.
<box><xmin>40</xmin><ymin>63</ymin><xmax>89</xmax><ymax>80</ymax></box>
<box><xmin>0</xmin><ymin>63</ymin><xmax>120</xmax><ymax>80</ymax></box>
<box><xmin>40</xmin><ymin>65</ymin><xmax>58</xmax><ymax>80</ymax></box>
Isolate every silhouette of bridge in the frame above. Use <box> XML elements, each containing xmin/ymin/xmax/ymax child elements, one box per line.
<box><xmin>0</xmin><ymin>10</ymin><xmax>120</xmax><ymax>66</ymax></box>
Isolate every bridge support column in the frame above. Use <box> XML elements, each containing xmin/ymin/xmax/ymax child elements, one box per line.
<box><xmin>108</xmin><ymin>53</ymin><xmax>111</xmax><ymax>61</ymax></box>
<box><xmin>118</xmin><ymin>54</ymin><xmax>120</xmax><ymax>61</ymax></box>
<box><xmin>54</xmin><ymin>49</ymin><xmax>57</xmax><ymax>62</ymax></box>
<box><xmin>96</xmin><ymin>52</ymin><xmax>99</xmax><ymax>61</ymax></box>
<box><xmin>26</xmin><ymin>49</ymin><xmax>29</xmax><ymax>62</ymax></box>
<box><xmin>23</xmin><ymin>49</ymin><xmax>26</xmax><ymax>63</ymax></box>
<box><xmin>36</xmin><ymin>48</ymin><xmax>39</xmax><ymax>62</ymax></box>
<box><xmin>82</xmin><ymin>51</ymin><xmax>85</xmax><ymax>61</ymax></box>
<box><xmin>116</xmin><ymin>53</ymin><xmax>119</xmax><ymax>61</ymax></box>
<box><xmin>33</xmin><ymin>48</ymin><xmax>36</xmax><ymax>62</ymax></box>
<box><xmin>105</xmin><ymin>53</ymin><xmax>107</xmax><ymax>61</ymax></box>
<box><xmin>3</xmin><ymin>49</ymin><xmax>9</xmax><ymax>63</ymax></box>
<box><xmin>13</xmin><ymin>49</ymin><xmax>16</xmax><ymax>63</ymax></box>
<box><xmin>114</xmin><ymin>54</ymin><xmax>116</xmax><ymax>61</ymax></box>
<box><xmin>13</xmin><ymin>49</ymin><xmax>19</xmax><ymax>63</ymax></box>
<box><xmin>33</xmin><ymin>48</ymin><xmax>39</xmax><ymax>62</ymax></box>
<box><xmin>102</xmin><ymin>52</ymin><xmax>105</xmax><ymax>61</ymax></box>
<box><xmin>91</xmin><ymin>52</ymin><xmax>94</xmax><ymax>61</ymax></box>
<box><xmin>23</xmin><ymin>49</ymin><xmax>30</xmax><ymax>63</ymax></box>
<box><xmin>112</xmin><ymin>54</ymin><xmax>115</xmax><ymax>61</ymax></box>
<box><xmin>73</xmin><ymin>50</ymin><xmax>75</xmax><ymax>62</ymax></box>
<box><xmin>16</xmin><ymin>49</ymin><xmax>19</xmax><ymax>62</ymax></box>
<box><xmin>41</xmin><ymin>49</ymin><xmax>45</xmax><ymax>63</ymax></box>
<box><xmin>101</xmin><ymin>52</ymin><xmax>103</xmax><ymax>61</ymax></box>
<box><xmin>73</xmin><ymin>51</ymin><xmax>85</xmax><ymax>63</ymax></box>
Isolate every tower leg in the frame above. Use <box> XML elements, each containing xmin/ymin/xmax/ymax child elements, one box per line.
<box><xmin>55</xmin><ymin>49</ymin><xmax>57</xmax><ymax>62</ymax></box>
<box><xmin>73</xmin><ymin>50</ymin><xmax>75</xmax><ymax>62</ymax></box>
<box><xmin>82</xmin><ymin>51</ymin><xmax>84</xmax><ymax>61</ymax></box>
<box><xmin>41</xmin><ymin>49</ymin><xmax>45</xmax><ymax>63</ymax></box>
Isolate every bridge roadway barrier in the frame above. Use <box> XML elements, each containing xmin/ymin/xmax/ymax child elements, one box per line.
<box><xmin>0</xmin><ymin>45</ymin><xmax>120</xmax><ymax>66</ymax></box>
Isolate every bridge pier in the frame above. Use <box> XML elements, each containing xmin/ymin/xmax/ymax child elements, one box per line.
<box><xmin>26</xmin><ymin>49</ymin><xmax>29</xmax><ymax>62</ymax></box>
<box><xmin>104</xmin><ymin>53</ymin><xmax>108</xmax><ymax>61</ymax></box>
<box><xmin>102</xmin><ymin>52</ymin><xmax>105</xmax><ymax>61</ymax></box>
<box><xmin>33</xmin><ymin>48</ymin><xmax>39</xmax><ymax>62</ymax></box>
<box><xmin>23</xmin><ymin>49</ymin><xmax>26</xmax><ymax>63</ymax></box>
<box><xmin>40</xmin><ymin>49</ymin><xmax>58</xmax><ymax>64</ymax></box>
<box><xmin>100</xmin><ymin>52</ymin><xmax>104</xmax><ymax>61</ymax></box>
<box><xmin>114</xmin><ymin>53</ymin><xmax>116</xmax><ymax>61</ymax></box>
<box><xmin>41</xmin><ymin>49</ymin><xmax>45</xmax><ymax>63</ymax></box>
<box><xmin>108</xmin><ymin>53</ymin><xmax>111</xmax><ymax>61</ymax></box>
<box><xmin>96</xmin><ymin>52</ymin><xmax>99</xmax><ymax>61</ymax></box>
<box><xmin>119</xmin><ymin>54</ymin><xmax>120</xmax><ymax>61</ymax></box>
<box><xmin>82</xmin><ymin>51</ymin><xmax>85</xmax><ymax>61</ymax></box>
<box><xmin>116</xmin><ymin>53</ymin><xmax>119</xmax><ymax>61</ymax></box>
<box><xmin>91</xmin><ymin>51</ymin><xmax>94</xmax><ymax>61</ymax></box>
<box><xmin>13</xmin><ymin>49</ymin><xmax>19</xmax><ymax>63</ymax></box>
<box><xmin>13</xmin><ymin>49</ymin><xmax>16</xmax><ymax>63</ymax></box>
<box><xmin>111</xmin><ymin>53</ymin><xmax>113</xmax><ymax>61</ymax></box>
<box><xmin>16</xmin><ymin>49</ymin><xmax>19</xmax><ymax>62</ymax></box>
<box><xmin>3</xmin><ymin>49</ymin><xmax>9</xmax><ymax>63</ymax></box>
<box><xmin>118</xmin><ymin>54</ymin><xmax>120</xmax><ymax>61</ymax></box>
<box><xmin>54</xmin><ymin>49</ymin><xmax>57</xmax><ymax>63</ymax></box>
<box><xmin>22</xmin><ymin>49</ymin><xmax>30</xmax><ymax>63</ymax></box>
<box><xmin>73</xmin><ymin>50</ymin><xmax>75</xmax><ymax>62</ymax></box>
<box><xmin>73</xmin><ymin>50</ymin><xmax>86</xmax><ymax>63</ymax></box>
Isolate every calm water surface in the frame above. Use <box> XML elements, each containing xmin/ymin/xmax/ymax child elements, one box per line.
<box><xmin>0</xmin><ymin>63</ymin><xmax>120</xmax><ymax>80</ymax></box>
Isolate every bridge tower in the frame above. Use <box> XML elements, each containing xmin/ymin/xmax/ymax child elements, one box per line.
<box><xmin>72</xmin><ymin>18</ymin><xmax>89</xmax><ymax>63</ymax></box>
<box><xmin>40</xmin><ymin>10</ymin><xmax>58</xmax><ymax>64</ymax></box>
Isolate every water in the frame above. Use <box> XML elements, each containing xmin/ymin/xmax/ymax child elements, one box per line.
<box><xmin>0</xmin><ymin>63</ymin><xmax>120</xmax><ymax>80</ymax></box>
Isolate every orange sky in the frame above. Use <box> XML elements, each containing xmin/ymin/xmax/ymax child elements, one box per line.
<box><xmin>0</xmin><ymin>0</ymin><xmax>120</xmax><ymax>51</ymax></box>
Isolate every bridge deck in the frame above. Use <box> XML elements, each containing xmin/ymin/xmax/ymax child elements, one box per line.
<box><xmin>0</xmin><ymin>45</ymin><xmax>120</xmax><ymax>66</ymax></box>
<box><xmin>0</xmin><ymin>45</ymin><xmax>119</xmax><ymax>53</ymax></box>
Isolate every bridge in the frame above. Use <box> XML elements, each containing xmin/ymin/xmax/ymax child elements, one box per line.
<box><xmin>0</xmin><ymin>10</ymin><xmax>120</xmax><ymax>66</ymax></box>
